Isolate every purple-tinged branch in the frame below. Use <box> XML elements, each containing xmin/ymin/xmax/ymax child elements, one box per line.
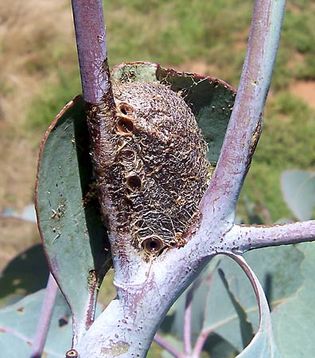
<box><xmin>71</xmin><ymin>0</ymin><xmax>116</xmax><ymax>260</ymax></box>
<box><xmin>30</xmin><ymin>274</ymin><xmax>58</xmax><ymax>358</ymax></box>
<box><xmin>183</xmin><ymin>287</ymin><xmax>193</xmax><ymax>355</ymax></box>
<box><xmin>71</xmin><ymin>0</ymin><xmax>112</xmax><ymax>104</ymax></box>
<box><xmin>70</xmin><ymin>0</ymin><xmax>289</xmax><ymax>357</ymax></box>
<box><xmin>229</xmin><ymin>221</ymin><xmax>315</xmax><ymax>252</ymax></box>
<box><xmin>154</xmin><ymin>333</ymin><xmax>182</xmax><ymax>358</ymax></box>
<box><xmin>192</xmin><ymin>327</ymin><xmax>214</xmax><ymax>358</ymax></box>
<box><xmin>200</xmin><ymin>0</ymin><xmax>286</xmax><ymax>224</ymax></box>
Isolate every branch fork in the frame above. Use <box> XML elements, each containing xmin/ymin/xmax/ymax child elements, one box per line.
<box><xmin>46</xmin><ymin>0</ymin><xmax>315</xmax><ymax>357</ymax></box>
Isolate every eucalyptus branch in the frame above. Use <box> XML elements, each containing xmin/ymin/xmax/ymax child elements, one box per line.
<box><xmin>199</xmin><ymin>0</ymin><xmax>286</xmax><ymax>226</ymax></box>
<box><xmin>154</xmin><ymin>333</ymin><xmax>182</xmax><ymax>358</ymax></box>
<box><xmin>71</xmin><ymin>0</ymin><xmax>112</xmax><ymax>104</ymax></box>
<box><xmin>71</xmin><ymin>0</ymin><xmax>118</xmax><ymax>266</ymax></box>
<box><xmin>192</xmin><ymin>327</ymin><xmax>214</xmax><ymax>358</ymax></box>
<box><xmin>70</xmin><ymin>0</ymin><xmax>289</xmax><ymax>357</ymax></box>
<box><xmin>227</xmin><ymin>221</ymin><xmax>315</xmax><ymax>253</ymax></box>
<box><xmin>30</xmin><ymin>274</ymin><xmax>58</xmax><ymax>358</ymax></box>
<box><xmin>183</xmin><ymin>287</ymin><xmax>194</xmax><ymax>355</ymax></box>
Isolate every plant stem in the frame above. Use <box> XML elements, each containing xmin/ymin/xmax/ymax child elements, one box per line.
<box><xmin>228</xmin><ymin>221</ymin><xmax>315</xmax><ymax>252</ymax></box>
<box><xmin>71</xmin><ymin>0</ymin><xmax>116</xmax><ymax>207</ymax></box>
<box><xmin>191</xmin><ymin>327</ymin><xmax>213</xmax><ymax>358</ymax></box>
<box><xmin>30</xmin><ymin>274</ymin><xmax>58</xmax><ymax>358</ymax></box>
<box><xmin>200</xmin><ymin>0</ymin><xmax>286</xmax><ymax>225</ymax></box>
<box><xmin>71</xmin><ymin>0</ymin><xmax>290</xmax><ymax>357</ymax></box>
<box><xmin>154</xmin><ymin>333</ymin><xmax>182</xmax><ymax>358</ymax></box>
<box><xmin>183</xmin><ymin>287</ymin><xmax>194</xmax><ymax>355</ymax></box>
<box><xmin>71</xmin><ymin>0</ymin><xmax>112</xmax><ymax>104</ymax></box>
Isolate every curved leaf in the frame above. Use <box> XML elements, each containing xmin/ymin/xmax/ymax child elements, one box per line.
<box><xmin>112</xmin><ymin>62</ymin><xmax>236</xmax><ymax>164</ymax></box>
<box><xmin>35</xmin><ymin>97</ymin><xmax>111</xmax><ymax>346</ymax></box>
<box><xmin>165</xmin><ymin>245</ymin><xmax>301</xmax><ymax>355</ymax></box>
<box><xmin>199</xmin><ymin>257</ymin><xmax>257</xmax><ymax>352</ymax></box>
<box><xmin>281</xmin><ymin>170</ymin><xmax>315</xmax><ymax>220</ymax></box>
<box><xmin>218</xmin><ymin>268</ymin><xmax>254</xmax><ymax>349</ymax></box>
<box><xmin>230</xmin><ymin>255</ymin><xmax>279</xmax><ymax>358</ymax></box>
<box><xmin>0</xmin><ymin>289</ymin><xmax>72</xmax><ymax>357</ymax></box>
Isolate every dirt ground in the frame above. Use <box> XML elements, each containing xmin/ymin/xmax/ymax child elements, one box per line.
<box><xmin>290</xmin><ymin>81</ymin><xmax>315</xmax><ymax>109</ymax></box>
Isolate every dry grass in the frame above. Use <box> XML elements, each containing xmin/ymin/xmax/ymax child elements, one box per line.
<box><xmin>0</xmin><ymin>0</ymin><xmax>75</xmax><ymax>206</ymax></box>
<box><xmin>0</xmin><ymin>0</ymin><xmax>76</xmax><ymax>266</ymax></box>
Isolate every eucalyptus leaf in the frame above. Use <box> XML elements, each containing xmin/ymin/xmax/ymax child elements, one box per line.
<box><xmin>230</xmin><ymin>255</ymin><xmax>279</xmax><ymax>358</ymax></box>
<box><xmin>218</xmin><ymin>269</ymin><xmax>254</xmax><ymax>349</ymax></box>
<box><xmin>272</xmin><ymin>243</ymin><xmax>315</xmax><ymax>357</ymax></box>
<box><xmin>165</xmin><ymin>244</ymin><xmax>302</xmax><ymax>356</ymax></box>
<box><xmin>35</xmin><ymin>96</ymin><xmax>111</xmax><ymax>346</ymax></box>
<box><xmin>281</xmin><ymin>170</ymin><xmax>315</xmax><ymax>220</ymax></box>
<box><xmin>0</xmin><ymin>289</ymin><xmax>72</xmax><ymax>357</ymax></box>
<box><xmin>202</xmin><ymin>256</ymin><xmax>257</xmax><ymax>352</ymax></box>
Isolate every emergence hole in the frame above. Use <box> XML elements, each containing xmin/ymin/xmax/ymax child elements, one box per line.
<box><xmin>66</xmin><ymin>349</ymin><xmax>78</xmax><ymax>358</ymax></box>
<box><xmin>119</xmin><ymin>102</ymin><xmax>134</xmax><ymax>115</ymax></box>
<box><xmin>120</xmin><ymin>149</ymin><xmax>135</xmax><ymax>161</ymax></box>
<box><xmin>116</xmin><ymin>117</ymin><xmax>134</xmax><ymax>135</ymax></box>
<box><xmin>126</xmin><ymin>174</ymin><xmax>142</xmax><ymax>190</ymax></box>
<box><xmin>142</xmin><ymin>237</ymin><xmax>164</xmax><ymax>254</ymax></box>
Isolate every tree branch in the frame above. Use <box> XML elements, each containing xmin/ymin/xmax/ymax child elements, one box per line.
<box><xmin>71</xmin><ymin>0</ymin><xmax>118</xmax><ymax>270</ymax></box>
<box><xmin>199</xmin><ymin>0</ymin><xmax>286</xmax><ymax>226</ymax></box>
<box><xmin>228</xmin><ymin>221</ymin><xmax>315</xmax><ymax>252</ymax></box>
<box><xmin>154</xmin><ymin>333</ymin><xmax>182</xmax><ymax>358</ymax></box>
<box><xmin>183</xmin><ymin>287</ymin><xmax>193</xmax><ymax>355</ymax></box>
<box><xmin>71</xmin><ymin>0</ymin><xmax>111</xmax><ymax>104</ymax></box>
<box><xmin>30</xmin><ymin>274</ymin><xmax>58</xmax><ymax>358</ymax></box>
<box><xmin>70</xmin><ymin>1</ymin><xmax>289</xmax><ymax>357</ymax></box>
<box><xmin>76</xmin><ymin>241</ymin><xmax>213</xmax><ymax>357</ymax></box>
<box><xmin>192</xmin><ymin>327</ymin><xmax>213</xmax><ymax>358</ymax></box>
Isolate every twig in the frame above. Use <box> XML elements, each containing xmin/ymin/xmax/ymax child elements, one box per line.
<box><xmin>229</xmin><ymin>221</ymin><xmax>315</xmax><ymax>252</ymax></box>
<box><xmin>191</xmin><ymin>327</ymin><xmax>213</xmax><ymax>358</ymax></box>
<box><xmin>200</xmin><ymin>0</ymin><xmax>286</xmax><ymax>224</ymax></box>
<box><xmin>71</xmin><ymin>0</ymin><xmax>116</xmax><ymax>258</ymax></box>
<box><xmin>71</xmin><ymin>0</ymin><xmax>121</xmax><ymax>279</ymax></box>
<box><xmin>30</xmin><ymin>274</ymin><xmax>58</xmax><ymax>358</ymax></box>
<box><xmin>154</xmin><ymin>333</ymin><xmax>182</xmax><ymax>358</ymax></box>
<box><xmin>71</xmin><ymin>0</ymin><xmax>112</xmax><ymax>104</ymax></box>
<box><xmin>183</xmin><ymin>287</ymin><xmax>193</xmax><ymax>355</ymax></box>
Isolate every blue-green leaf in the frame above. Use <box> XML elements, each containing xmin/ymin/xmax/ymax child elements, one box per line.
<box><xmin>0</xmin><ymin>289</ymin><xmax>72</xmax><ymax>357</ymax></box>
<box><xmin>231</xmin><ymin>255</ymin><xmax>279</xmax><ymax>358</ymax></box>
<box><xmin>281</xmin><ymin>170</ymin><xmax>315</xmax><ymax>220</ymax></box>
<box><xmin>35</xmin><ymin>97</ymin><xmax>111</xmax><ymax>346</ymax></box>
<box><xmin>272</xmin><ymin>243</ymin><xmax>315</xmax><ymax>357</ymax></box>
<box><xmin>164</xmin><ymin>244</ymin><xmax>302</xmax><ymax>356</ymax></box>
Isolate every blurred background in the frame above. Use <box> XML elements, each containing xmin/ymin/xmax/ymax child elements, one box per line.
<box><xmin>0</xmin><ymin>0</ymin><xmax>314</xmax><ymax>310</ymax></box>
